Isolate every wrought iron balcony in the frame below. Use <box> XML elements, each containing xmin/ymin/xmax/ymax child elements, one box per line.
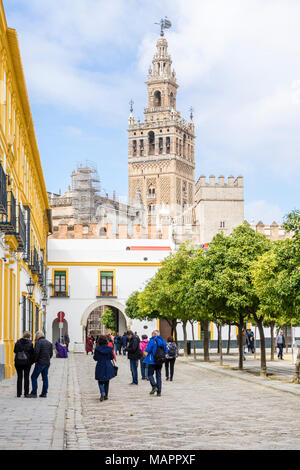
<box><xmin>0</xmin><ymin>191</ymin><xmax>17</xmax><ymax>233</ymax></box>
<box><xmin>14</xmin><ymin>205</ymin><xmax>26</xmax><ymax>252</ymax></box>
<box><xmin>0</xmin><ymin>163</ymin><xmax>7</xmax><ymax>215</ymax></box>
<box><xmin>37</xmin><ymin>256</ymin><xmax>45</xmax><ymax>285</ymax></box>
<box><xmin>29</xmin><ymin>247</ymin><xmax>40</xmax><ymax>274</ymax></box>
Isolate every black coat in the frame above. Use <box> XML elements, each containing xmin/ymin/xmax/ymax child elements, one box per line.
<box><xmin>127</xmin><ymin>335</ymin><xmax>142</xmax><ymax>360</ymax></box>
<box><xmin>14</xmin><ymin>338</ymin><xmax>34</xmax><ymax>367</ymax></box>
<box><xmin>33</xmin><ymin>336</ymin><xmax>53</xmax><ymax>366</ymax></box>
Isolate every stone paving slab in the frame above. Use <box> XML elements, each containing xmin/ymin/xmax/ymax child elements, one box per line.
<box><xmin>0</xmin><ymin>357</ymin><xmax>68</xmax><ymax>450</ymax></box>
<box><xmin>201</xmin><ymin>351</ymin><xmax>296</xmax><ymax>381</ymax></box>
<box><xmin>66</xmin><ymin>353</ymin><xmax>300</xmax><ymax>450</ymax></box>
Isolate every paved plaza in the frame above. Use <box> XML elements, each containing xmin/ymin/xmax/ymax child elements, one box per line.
<box><xmin>1</xmin><ymin>353</ymin><xmax>300</xmax><ymax>450</ymax></box>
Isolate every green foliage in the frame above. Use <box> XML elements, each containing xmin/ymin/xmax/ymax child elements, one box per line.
<box><xmin>187</xmin><ymin>224</ymin><xmax>271</xmax><ymax>326</ymax></box>
<box><xmin>252</xmin><ymin>238</ymin><xmax>300</xmax><ymax>324</ymax></box>
<box><xmin>101</xmin><ymin>307</ymin><xmax>116</xmax><ymax>332</ymax></box>
<box><xmin>283</xmin><ymin>210</ymin><xmax>300</xmax><ymax>236</ymax></box>
<box><xmin>138</xmin><ymin>241</ymin><xmax>201</xmax><ymax>323</ymax></box>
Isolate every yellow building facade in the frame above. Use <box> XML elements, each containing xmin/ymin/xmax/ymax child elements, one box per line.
<box><xmin>0</xmin><ymin>1</ymin><xmax>51</xmax><ymax>380</ymax></box>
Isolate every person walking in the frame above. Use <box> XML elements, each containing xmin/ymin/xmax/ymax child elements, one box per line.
<box><xmin>14</xmin><ymin>331</ymin><xmax>34</xmax><ymax>397</ymax></box>
<box><xmin>27</xmin><ymin>331</ymin><xmax>53</xmax><ymax>398</ymax></box>
<box><xmin>114</xmin><ymin>333</ymin><xmax>122</xmax><ymax>356</ymax></box>
<box><xmin>238</xmin><ymin>330</ymin><xmax>250</xmax><ymax>360</ymax></box>
<box><xmin>126</xmin><ymin>330</ymin><xmax>142</xmax><ymax>385</ymax></box>
<box><xmin>121</xmin><ymin>332</ymin><xmax>128</xmax><ymax>356</ymax></box>
<box><xmin>139</xmin><ymin>335</ymin><xmax>149</xmax><ymax>380</ymax></box>
<box><xmin>246</xmin><ymin>329</ymin><xmax>255</xmax><ymax>354</ymax></box>
<box><xmin>276</xmin><ymin>330</ymin><xmax>286</xmax><ymax>360</ymax></box>
<box><xmin>144</xmin><ymin>330</ymin><xmax>167</xmax><ymax>397</ymax></box>
<box><xmin>107</xmin><ymin>334</ymin><xmax>116</xmax><ymax>360</ymax></box>
<box><xmin>165</xmin><ymin>336</ymin><xmax>178</xmax><ymax>381</ymax></box>
<box><xmin>86</xmin><ymin>334</ymin><xmax>94</xmax><ymax>355</ymax></box>
<box><xmin>64</xmin><ymin>332</ymin><xmax>70</xmax><ymax>351</ymax></box>
<box><xmin>94</xmin><ymin>335</ymin><xmax>116</xmax><ymax>401</ymax></box>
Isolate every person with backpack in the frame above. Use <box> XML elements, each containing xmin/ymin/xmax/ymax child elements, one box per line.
<box><xmin>165</xmin><ymin>336</ymin><xmax>178</xmax><ymax>381</ymax></box>
<box><xmin>14</xmin><ymin>331</ymin><xmax>34</xmax><ymax>397</ymax></box>
<box><xmin>126</xmin><ymin>330</ymin><xmax>142</xmax><ymax>385</ymax></box>
<box><xmin>139</xmin><ymin>335</ymin><xmax>149</xmax><ymax>380</ymax></box>
<box><xmin>144</xmin><ymin>330</ymin><xmax>167</xmax><ymax>397</ymax></box>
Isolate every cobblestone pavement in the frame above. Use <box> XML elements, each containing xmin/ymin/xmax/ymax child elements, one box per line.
<box><xmin>203</xmin><ymin>351</ymin><xmax>296</xmax><ymax>381</ymax></box>
<box><xmin>1</xmin><ymin>353</ymin><xmax>300</xmax><ymax>450</ymax></box>
<box><xmin>0</xmin><ymin>358</ymin><xmax>67</xmax><ymax>450</ymax></box>
<box><xmin>66</xmin><ymin>353</ymin><xmax>300</xmax><ymax>450</ymax></box>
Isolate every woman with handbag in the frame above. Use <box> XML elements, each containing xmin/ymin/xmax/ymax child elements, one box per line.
<box><xmin>14</xmin><ymin>331</ymin><xmax>34</xmax><ymax>397</ymax></box>
<box><xmin>93</xmin><ymin>335</ymin><xmax>116</xmax><ymax>402</ymax></box>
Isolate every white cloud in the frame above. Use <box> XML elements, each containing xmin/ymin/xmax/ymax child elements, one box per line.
<box><xmin>4</xmin><ymin>0</ymin><xmax>300</xmax><ymax>189</ymax></box>
<box><xmin>245</xmin><ymin>200</ymin><xmax>284</xmax><ymax>225</ymax></box>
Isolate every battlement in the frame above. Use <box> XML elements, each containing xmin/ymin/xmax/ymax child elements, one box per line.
<box><xmin>196</xmin><ymin>175</ymin><xmax>243</xmax><ymax>191</ymax></box>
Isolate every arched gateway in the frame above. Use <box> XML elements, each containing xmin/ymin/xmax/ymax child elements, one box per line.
<box><xmin>80</xmin><ymin>299</ymin><xmax>130</xmax><ymax>343</ymax></box>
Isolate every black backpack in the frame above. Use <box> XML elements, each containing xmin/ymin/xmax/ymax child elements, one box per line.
<box><xmin>16</xmin><ymin>349</ymin><xmax>29</xmax><ymax>365</ymax></box>
<box><xmin>154</xmin><ymin>340</ymin><xmax>166</xmax><ymax>365</ymax></box>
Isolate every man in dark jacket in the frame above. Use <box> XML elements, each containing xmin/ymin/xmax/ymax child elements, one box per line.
<box><xmin>126</xmin><ymin>330</ymin><xmax>142</xmax><ymax>385</ymax></box>
<box><xmin>27</xmin><ymin>331</ymin><xmax>53</xmax><ymax>398</ymax></box>
<box><xmin>121</xmin><ymin>333</ymin><xmax>128</xmax><ymax>356</ymax></box>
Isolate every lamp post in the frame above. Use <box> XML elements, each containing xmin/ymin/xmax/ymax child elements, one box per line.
<box><xmin>26</xmin><ymin>278</ymin><xmax>35</xmax><ymax>299</ymax></box>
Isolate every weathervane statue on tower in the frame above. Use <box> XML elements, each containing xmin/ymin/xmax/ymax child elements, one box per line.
<box><xmin>155</xmin><ymin>17</ymin><xmax>172</xmax><ymax>36</ymax></box>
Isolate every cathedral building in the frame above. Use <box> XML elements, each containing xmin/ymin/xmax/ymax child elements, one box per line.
<box><xmin>50</xmin><ymin>32</ymin><xmax>248</xmax><ymax>246</ymax></box>
<box><xmin>45</xmin><ymin>26</ymin><xmax>292</xmax><ymax>351</ymax></box>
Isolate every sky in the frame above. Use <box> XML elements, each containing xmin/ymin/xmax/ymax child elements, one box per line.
<box><xmin>3</xmin><ymin>0</ymin><xmax>300</xmax><ymax>224</ymax></box>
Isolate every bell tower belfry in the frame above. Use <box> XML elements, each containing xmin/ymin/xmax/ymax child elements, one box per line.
<box><xmin>128</xmin><ymin>28</ymin><xmax>195</xmax><ymax>220</ymax></box>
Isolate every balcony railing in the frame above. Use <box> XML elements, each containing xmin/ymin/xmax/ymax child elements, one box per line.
<box><xmin>51</xmin><ymin>285</ymin><xmax>70</xmax><ymax>298</ymax></box>
<box><xmin>29</xmin><ymin>247</ymin><xmax>40</xmax><ymax>274</ymax></box>
<box><xmin>37</xmin><ymin>256</ymin><xmax>45</xmax><ymax>285</ymax></box>
<box><xmin>0</xmin><ymin>191</ymin><xmax>17</xmax><ymax>233</ymax></box>
<box><xmin>14</xmin><ymin>205</ymin><xmax>26</xmax><ymax>252</ymax></box>
<box><xmin>0</xmin><ymin>163</ymin><xmax>7</xmax><ymax>215</ymax></box>
<box><xmin>96</xmin><ymin>285</ymin><xmax>118</xmax><ymax>298</ymax></box>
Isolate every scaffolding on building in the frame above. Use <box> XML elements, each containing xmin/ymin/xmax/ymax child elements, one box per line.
<box><xmin>71</xmin><ymin>161</ymin><xmax>101</xmax><ymax>224</ymax></box>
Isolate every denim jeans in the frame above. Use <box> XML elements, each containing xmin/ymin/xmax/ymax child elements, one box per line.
<box><xmin>31</xmin><ymin>364</ymin><xmax>49</xmax><ymax>395</ymax></box>
<box><xmin>98</xmin><ymin>381</ymin><xmax>109</xmax><ymax>396</ymax></box>
<box><xmin>148</xmin><ymin>364</ymin><xmax>162</xmax><ymax>393</ymax></box>
<box><xmin>140</xmin><ymin>358</ymin><xmax>148</xmax><ymax>379</ymax></box>
<box><xmin>115</xmin><ymin>344</ymin><xmax>121</xmax><ymax>355</ymax></box>
<box><xmin>278</xmin><ymin>343</ymin><xmax>284</xmax><ymax>359</ymax></box>
<box><xmin>130</xmin><ymin>359</ymin><xmax>138</xmax><ymax>384</ymax></box>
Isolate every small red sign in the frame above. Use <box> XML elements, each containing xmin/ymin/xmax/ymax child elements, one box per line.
<box><xmin>57</xmin><ymin>311</ymin><xmax>65</xmax><ymax>323</ymax></box>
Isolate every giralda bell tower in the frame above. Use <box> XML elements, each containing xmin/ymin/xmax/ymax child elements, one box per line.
<box><xmin>128</xmin><ymin>19</ymin><xmax>195</xmax><ymax>219</ymax></box>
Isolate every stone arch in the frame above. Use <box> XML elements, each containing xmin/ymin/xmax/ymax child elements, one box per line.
<box><xmin>80</xmin><ymin>299</ymin><xmax>129</xmax><ymax>329</ymax></box>
<box><xmin>153</xmin><ymin>90</ymin><xmax>161</xmax><ymax>107</ymax></box>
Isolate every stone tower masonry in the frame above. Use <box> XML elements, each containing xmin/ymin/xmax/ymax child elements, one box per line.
<box><xmin>128</xmin><ymin>35</ymin><xmax>195</xmax><ymax>221</ymax></box>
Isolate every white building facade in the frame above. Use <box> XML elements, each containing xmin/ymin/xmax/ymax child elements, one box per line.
<box><xmin>46</xmin><ymin>238</ymin><xmax>176</xmax><ymax>350</ymax></box>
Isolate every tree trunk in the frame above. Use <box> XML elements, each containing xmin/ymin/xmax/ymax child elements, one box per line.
<box><xmin>256</xmin><ymin>318</ymin><xmax>267</xmax><ymax>376</ymax></box>
<box><xmin>226</xmin><ymin>324</ymin><xmax>231</xmax><ymax>355</ymax></box>
<box><xmin>293</xmin><ymin>346</ymin><xmax>300</xmax><ymax>384</ymax></box>
<box><xmin>203</xmin><ymin>319</ymin><xmax>210</xmax><ymax>362</ymax></box>
<box><xmin>285</xmin><ymin>326</ymin><xmax>288</xmax><ymax>354</ymax></box>
<box><xmin>238</xmin><ymin>322</ymin><xmax>243</xmax><ymax>370</ymax></box>
<box><xmin>217</xmin><ymin>324</ymin><xmax>220</xmax><ymax>354</ymax></box>
<box><xmin>182</xmin><ymin>321</ymin><xmax>188</xmax><ymax>357</ymax></box>
<box><xmin>270</xmin><ymin>321</ymin><xmax>275</xmax><ymax>361</ymax></box>
<box><xmin>218</xmin><ymin>324</ymin><xmax>223</xmax><ymax>366</ymax></box>
<box><xmin>189</xmin><ymin>321</ymin><xmax>197</xmax><ymax>360</ymax></box>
